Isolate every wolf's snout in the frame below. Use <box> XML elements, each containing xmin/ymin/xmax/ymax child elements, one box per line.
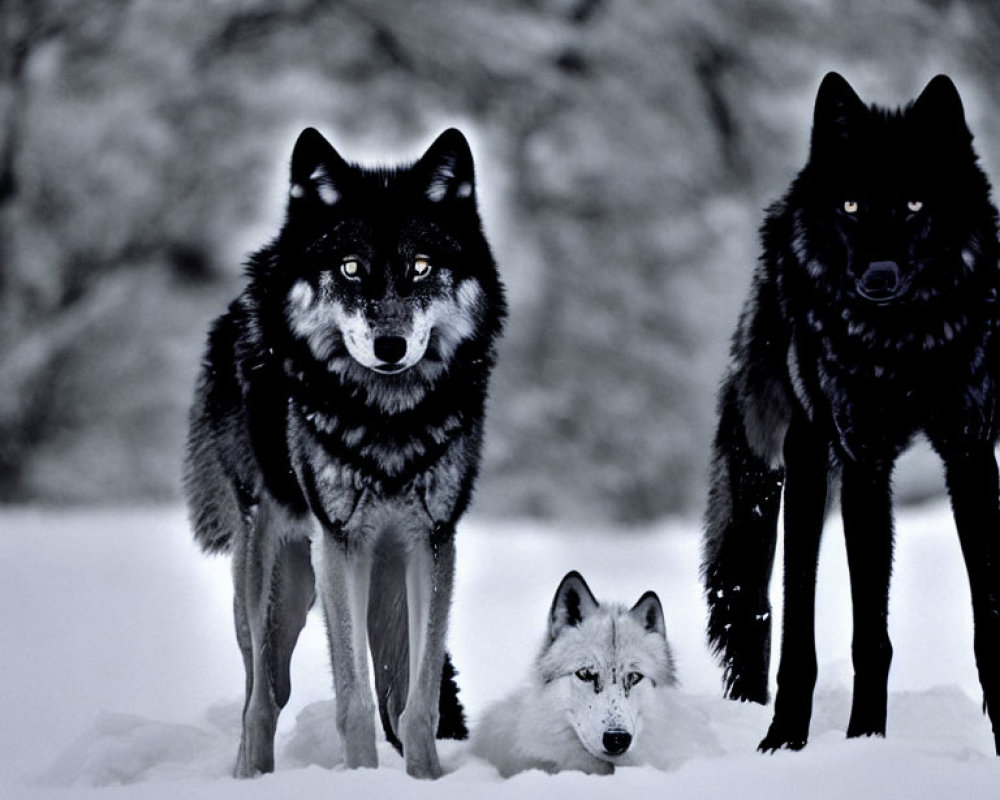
<box><xmin>602</xmin><ymin>729</ymin><xmax>632</xmax><ymax>756</ymax></box>
<box><xmin>857</xmin><ymin>260</ymin><xmax>902</xmax><ymax>302</ymax></box>
<box><xmin>373</xmin><ymin>335</ymin><xmax>407</xmax><ymax>364</ymax></box>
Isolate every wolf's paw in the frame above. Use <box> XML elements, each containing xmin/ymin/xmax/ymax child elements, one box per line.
<box><xmin>404</xmin><ymin>740</ymin><xmax>443</xmax><ymax>780</ymax></box>
<box><xmin>847</xmin><ymin>708</ymin><xmax>885</xmax><ymax>739</ymax></box>
<box><xmin>845</xmin><ymin>725</ymin><xmax>886</xmax><ymax>741</ymax></box>
<box><xmin>757</xmin><ymin>721</ymin><xmax>808</xmax><ymax>753</ymax></box>
<box><xmin>342</xmin><ymin>738</ymin><xmax>378</xmax><ymax>770</ymax></box>
<box><xmin>400</xmin><ymin>709</ymin><xmax>442</xmax><ymax>779</ymax></box>
<box><xmin>235</xmin><ymin>731</ymin><xmax>275</xmax><ymax>777</ymax></box>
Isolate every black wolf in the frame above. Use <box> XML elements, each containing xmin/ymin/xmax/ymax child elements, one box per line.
<box><xmin>184</xmin><ymin>127</ymin><xmax>506</xmax><ymax>778</ymax></box>
<box><xmin>703</xmin><ymin>72</ymin><xmax>1000</xmax><ymax>753</ymax></box>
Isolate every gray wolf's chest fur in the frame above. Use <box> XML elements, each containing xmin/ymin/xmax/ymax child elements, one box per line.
<box><xmin>286</xmin><ymin>403</ymin><xmax>472</xmax><ymax>542</ymax></box>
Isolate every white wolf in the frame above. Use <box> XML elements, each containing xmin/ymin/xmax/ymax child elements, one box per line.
<box><xmin>472</xmin><ymin>571</ymin><xmax>682</xmax><ymax>776</ymax></box>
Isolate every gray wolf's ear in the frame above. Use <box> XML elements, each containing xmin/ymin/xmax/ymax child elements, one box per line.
<box><xmin>289</xmin><ymin>127</ymin><xmax>350</xmax><ymax>207</ymax></box>
<box><xmin>549</xmin><ymin>571</ymin><xmax>600</xmax><ymax>640</ymax></box>
<box><xmin>414</xmin><ymin>128</ymin><xmax>476</xmax><ymax>204</ymax></box>
<box><xmin>911</xmin><ymin>74</ymin><xmax>972</xmax><ymax>145</ymax></box>
<box><xmin>810</xmin><ymin>71</ymin><xmax>867</xmax><ymax>155</ymax></box>
<box><xmin>629</xmin><ymin>590</ymin><xmax>666</xmax><ymax>639</ymax></box>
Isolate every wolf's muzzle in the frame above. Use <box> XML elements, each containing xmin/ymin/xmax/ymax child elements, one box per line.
<box><xmin>857</xmin><ymin>260</ymin><xmax>905</xmax><ymax>303</ymax></box>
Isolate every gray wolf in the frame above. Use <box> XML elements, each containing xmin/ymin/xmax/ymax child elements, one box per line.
<box><xmin>183</xmin><ymin>127</ymin><xmax>506</xmax><ymax>778</ymax></box>
<box><xmin>703</xmin><ymin>72</ymin><xmax>1000</xmax><ymax>753</ymax></box>
<box><xmin>471</xmin><ymin>571</ymin><xmax>677</xmax><ymax>775</ymax></box>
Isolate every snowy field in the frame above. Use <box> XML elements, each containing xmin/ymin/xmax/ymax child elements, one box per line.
<box><xmin>1</xmin><ymin>502</ymin><xmax>998</xmax><ymax>799</ymax></box>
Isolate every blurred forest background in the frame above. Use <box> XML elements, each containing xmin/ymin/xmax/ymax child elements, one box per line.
<box><xmin>2</xmin><ymin>0</ymin><xmax>1000</xmax><ymax>522</ymax></box>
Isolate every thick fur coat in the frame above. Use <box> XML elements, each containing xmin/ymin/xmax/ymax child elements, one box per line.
<box><xmin>184</xmin><ymin>127</ymin><xmax>505</xmax><ymax>778</ymax></box>
<box><xmin>703</xmin><ymin>72</ymin><xmax>1000</xmax><ymax>753</ymax></box>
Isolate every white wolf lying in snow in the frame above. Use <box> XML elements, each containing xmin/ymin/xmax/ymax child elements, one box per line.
<box><xmin>473</xmin><ymin>570</ymin><xmax>709</xmax><ymax>776</ymax></box>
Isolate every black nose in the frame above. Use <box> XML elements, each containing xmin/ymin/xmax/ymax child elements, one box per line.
<box><xmin>858</xmin><ymin>260</ymin><xmax>901</xmax><ymax>301</ymax></box>
<box><xmin>373</xmin><ymin>335</ymin><xmax>407</xmax><ymax>364</ymax></box>
<box><xmin>602</xmin><ymin>730</ymin><xmax>632</xmax><ymax>756</ymax></box>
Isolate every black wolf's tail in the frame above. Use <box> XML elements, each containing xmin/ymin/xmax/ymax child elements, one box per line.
<box><xmin>702</xmin><ymin>373</ymin><xmax>785</xmax><ymax>704</ymax></box>
<box><xmin>367</xmin><ymin>560</ymin><xmax>467</xmax><ymax>754</ymax></box>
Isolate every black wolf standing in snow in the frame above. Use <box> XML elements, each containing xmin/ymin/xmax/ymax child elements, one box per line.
<box><xmin>703</xmin><ymin>72</ymin><xmax>1000</xmax><ymax>753</ymax></box>
<box><xmin>184</xmin><ymin>127</ymin><xmax>506</xmax><ymax>778</ymax></box>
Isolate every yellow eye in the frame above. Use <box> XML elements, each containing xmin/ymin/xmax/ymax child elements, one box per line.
<box><xmin>843</xmin><ymin>200</ymin><xmax>858</xmax><ymax>214</ymax></box>
<box><xmin>907</xmin><ymin>200</ymin><xmax>923</xmax><ymax>213</ymax></box>
<box><xmin>341</xmin><ymin>258</ymin><xmax>360</xmax><ymax>280</ymax></box>
<box><xmin>413</xmin><ymin>255</ymin><xmax>432</xmax><ymax>281</ymax></box>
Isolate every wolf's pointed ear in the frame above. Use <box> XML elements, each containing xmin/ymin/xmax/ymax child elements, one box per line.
<box><xmin>811</xmin><ymin>72</ymin><xmax>867</xmax><ymax>153</ymax></box>
<box><xmin>414</xmin><ymin>128</ymin><xmax>476</xmax><ymax>204</ymax></box>
<box><xmin>549</xmin><ymin>571</ymin><xmax>600</xmax><ymax>640</ymax></box>
<box><xmin>911</xmin><ymin>74</ymin><xmax>972</xmax><ymax>145</ymax></box>
<box><xmin>288</xmin><ymin>127</ymin><xmax>350</xmax><ymax>207</ymax></box>
<box><xmin>628</xmin><ymin>591</ymin><xmax>666</xmax><ymax>639</ymax></box>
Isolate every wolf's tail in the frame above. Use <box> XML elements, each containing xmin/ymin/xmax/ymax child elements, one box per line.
<box><xmin>367</xmin><ymin>560</ymin><xmax>468</xmax><ymax>754</ymax></box>
<box><xmin>702</xmin><ymin>372</ymin><xmax>785</xmax><ymax>704</ymax></box>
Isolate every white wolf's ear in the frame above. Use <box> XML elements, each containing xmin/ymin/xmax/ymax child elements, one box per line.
<box><xmin>288</xmin><ymin>127</ymin><xmax>350</xmax><ymax>207</ymax></box>
<box><xmin>628</xmin><ymin>590</ymin><xmax>667</xmax><ymax>639</ymax></box>
<box><xmin>414</xmin><ymin>128</ymin><xmax>476</xmax><ymax>204</ymax></box>
<box><xmin>811</xmin><ymin>71</ymin><xmax>867</xmax><ymax>153</ymax></box>
<box><xmin>911</xmin><ymin>74</ymin><xmax>972</xmax><ymax>144</ymax></box>
<box><xmin>549</xmin><ymin>571</ymin><xmax>600</xmax><ymax>640</ymax></box>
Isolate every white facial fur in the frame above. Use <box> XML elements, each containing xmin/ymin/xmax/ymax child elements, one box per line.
<box><xmin>285</xmin><ymin>271</ymin><xmax>485</xmax><ymax>374</ymax></box>
<box><xmin>537</xmin><ymin>603</ymin><xmax>675</xmax><ymax>764</ymax></box>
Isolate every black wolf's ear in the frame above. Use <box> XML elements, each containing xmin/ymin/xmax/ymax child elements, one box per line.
<box><xmin>413</xmin><ymin>128</ymin><xmax>476</xmax><ymax>204</ymax></box>
<box><xmin>549</xmin><ymin>571</ymin><xmax>600</xmax><ymax>640</ymax></box>
<box><xmin>288</xmin><ymin>127</ymin><xmax>351</xmax><ymax>207</ymax></box>
<box><xmin>810</xmin><ymin>72</ymin><xmax>868</xmax><ymax>154</ymax></box>
<box><xmin>629</xmin><ymin>591</ymin><xmax>666</xmax><ymax>639</ymax></box>
<box><xmin>911</xmin><ymin>74</ymin><xmax>973</xmax><ymax>145</ymax></box>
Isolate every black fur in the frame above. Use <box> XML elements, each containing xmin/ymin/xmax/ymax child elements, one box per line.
<box><xmin>184</xmin><ymin>126</ymin><xmax>505</xmax><ymax>767</ymax></box>
<box><xmin>703</xmin><ymin>73</ymin><xmax>1000</xmax><ymax>754</ymax></box>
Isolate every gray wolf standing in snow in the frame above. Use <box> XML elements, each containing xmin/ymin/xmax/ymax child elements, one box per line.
<box><xmin>183</xmin><ymin>127</ymin><xmax>506</xmax><ymax>779</ymax></box>
<box><xmin>472</xmin><ymin>571</ymin><xmax>679</xmax><ymax>776</ymax></box>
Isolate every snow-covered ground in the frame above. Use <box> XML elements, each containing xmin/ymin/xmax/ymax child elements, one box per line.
<box><xmin>1</xmin><ymin>502</ymin><xmax>997</xmax><ymax>799</ymax></box>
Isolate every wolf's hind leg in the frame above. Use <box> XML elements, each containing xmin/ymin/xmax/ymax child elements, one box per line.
<box><xmin>398</xmin><ymin>529</ymin><xmax>456</xmax><ymax>779</ymax></box>
<box><xmin>233</xmin><ymin>500</ymin><xmax>315</xmax><ymax>777</ymax></box>
<box><xmin>940</xmin><ymin>442</ymin><xmax>1000</xmax><ymax>755</ymax></box>
<box><xmin>703</xmin><ymin>378</ymin><xmax>784</xmax><ymax>704</ymax></box>
<box><xmin>369</xmin><ymin>553</ymin><xmax>468</xmax><ymax>755</ymax></box>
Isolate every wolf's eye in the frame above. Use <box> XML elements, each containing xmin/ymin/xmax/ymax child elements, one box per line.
<box><xmin>341</xmin><ymin>258</ymin><xmax>361</xmax><ymax>281</ymax></box>
<box><xmin>413</xmin><ymin>255</ymin><xmax>433</xmax><ymax>282</ymax></box>
<box><xmin>907</xmin><ymin>200</ymin><xmax>924</xmax><ymax>213</ymax></box>
<box><xmin>843</xmin><ymin>200</ymin><xmax>859</xmax><ymax>214</ymax></box>
<box><xmin>575</xmin><ymin>668</ymin><xmax>596</xmax><ymax>683</ymax></box>
<box><xmin>625</xmin><ymin>672</ymin><xmax>644</xmax><ymax>689</ymax></box>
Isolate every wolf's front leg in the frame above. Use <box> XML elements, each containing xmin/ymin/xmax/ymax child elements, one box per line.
<box><xmin>399</xmin><ymin>527</ymin><xmax>456</xmax><ymax>778</ymax></box>
<box><xmin>759</xmin><ymin>412</ymin><xmax>828</xmax><ymax>752</ymax></box>
<box><xmin>233</xmin><ymin>501</ymin><xmax>315</xmax><ymax>777</ymax></box>
<box><xmin>841</xmin><ymin>459</ymin><xmax>895</xmax><ymax>740</ymax></box>
<box><xmin>314</xmin><ymin>528</ymin><xmax>379</xmax><ymax>769</ymax></box>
